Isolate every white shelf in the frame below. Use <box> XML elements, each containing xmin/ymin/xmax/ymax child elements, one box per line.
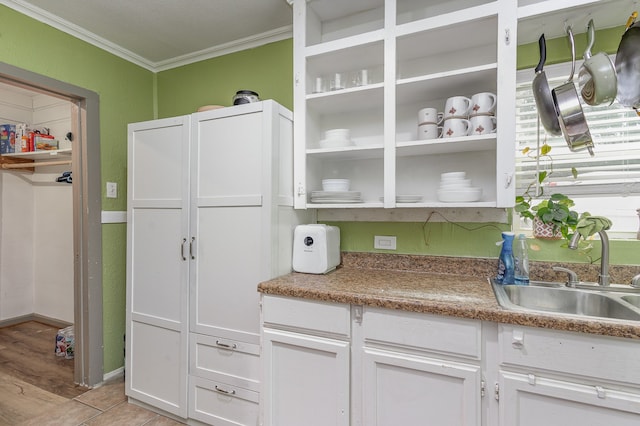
<box><xmin>1</xmin><ymin>148</ymin><xmax>72</xmax><ymax>160</ymax></box>
<box><xmin>396</xmin><ymin>135</ymin><xmax>496</xmax><ymax>157</ymax></box>
<box><xmin>307</xmin><ymin>145</ymin><xmax>384</xmax><ymax>160</ymax></box>
<box><xmin>397</xmin><ymin>64</ymin><xmax>498</xmax><ymax>105</ymax></box>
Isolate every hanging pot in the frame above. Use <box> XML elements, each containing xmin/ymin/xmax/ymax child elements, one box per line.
<box><xmin>532</xmin><ymin>34</ymin><xmax>562</xmax><ymax>136</ymax></box>
<box><xmin>578</xmin><ymin>19</ymin><xmax>618</xmax><ymax>106</ymax></box>
<box><xmin>615</xmin><ymin>12</ymin><xmax>640</xmax><ymax>114</ymax></box>
<box><xmin>551</xmin><ymin>26</ymin><xmax>595</xmax><ymax>156</ymax></box>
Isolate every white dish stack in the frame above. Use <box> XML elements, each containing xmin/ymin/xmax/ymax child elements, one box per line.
<box><xmin>311</xmin><ymin>178</ymin><xmax>363</xmax><ymax>203</ymax></box>
<box><xmin>319</xmin><ymin>128</ymin><xmax>353</xmax><ymax>148</ymax></box>
<box><xmin>437</xmin><ymin>172</ymin><xmax>482</xmax><ymax>202</ymax></box>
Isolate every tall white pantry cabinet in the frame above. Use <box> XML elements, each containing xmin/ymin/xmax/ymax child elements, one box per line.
<box><xmin>126</xmin><ymin>100</ymin><xmax>309</xmax><ymax>425</ymax></box>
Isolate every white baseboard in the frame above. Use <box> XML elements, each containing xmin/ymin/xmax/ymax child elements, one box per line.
<box><xmin>101</xmin><ymin>211</ymin><xmax>126</xmax><ymax>223</ymax></box>
<box><xmin>103</xmin><ymin>366</ymin><xmax>124</xmax><ymax>382</ymax></box>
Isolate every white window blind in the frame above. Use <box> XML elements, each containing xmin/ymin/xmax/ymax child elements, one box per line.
<box><xmin>516</xmin><ymin>70</ymin><xmax>640</xmax><ymax>199</ymax></box>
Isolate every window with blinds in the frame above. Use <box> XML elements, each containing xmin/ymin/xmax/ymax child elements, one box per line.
<box><xmin>515</xmin><ymin>62</ymin><xmax>640</xmax><ymax>237</ymax></box>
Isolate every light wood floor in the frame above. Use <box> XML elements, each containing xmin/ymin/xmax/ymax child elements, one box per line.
<box><xmin>0</xmin><ymin>321</ymin><xmax>182</xmax><ymax>425</ymax></box>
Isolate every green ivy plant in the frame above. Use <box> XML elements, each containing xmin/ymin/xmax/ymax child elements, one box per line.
<box><xmin>514</xmin><ymin>142</ymin><xmax>583</xmax><ymax>240</ymax></box>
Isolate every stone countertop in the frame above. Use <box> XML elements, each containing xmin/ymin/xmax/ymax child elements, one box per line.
<box><xmin>258</xmin><ymin>266</ymin><xmax>640</xmax><ymax>340</ymax></box>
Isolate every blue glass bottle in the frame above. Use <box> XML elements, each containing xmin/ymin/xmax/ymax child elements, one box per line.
<box><xmin>496</xmin><ymin>232</ymin><xmax>515</xmax><ymax>284</ymax></box>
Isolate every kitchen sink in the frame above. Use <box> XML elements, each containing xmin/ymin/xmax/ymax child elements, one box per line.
<box><xmin>491</xmin><ymin>280</ymin><xmax>640</xmax><ymax>321</ymax></box>
<box><xmin>621</xmin><ymin>294</ymin><xmax>640</xmax><ymax>309</ymax></box>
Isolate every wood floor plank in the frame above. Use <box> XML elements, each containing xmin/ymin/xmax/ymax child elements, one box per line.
<box><xmin>0</xmin><ymin>371</ymin><xmax>68</xmax><ymax>425</ymax></box>
<box><xmin>0</xmin><ymin>321</ymin><xmax>87</xmax><ymax>399</ymax></box>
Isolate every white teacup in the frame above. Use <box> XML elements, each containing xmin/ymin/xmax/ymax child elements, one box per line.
<box><xmin>442</xmin><ymin>118</ymin><xmax>470</xmax><ymax>138</ymax></box>
<box><xmin>469</xmin><ymin>115</ymin><xmax>497</xmax><ymax>135</ymax></box>
<box><xmin>418</xmin><ymin>107</ymin><xmax>444</xmax><ymax>125</ymax></box>
<box><xmin>418</xmin><ymin>123</ymin><xmax>442</xmax><ymax>140</ymax></box>
<box><xmin>470</xmin><ymin>92</ymin><xmax>497</xmax><ymax>115</ymax></box>
<box><xmin>444</xmin><ymin>96</ymin><xmax>471</xmax><ymax>118</ymax></box>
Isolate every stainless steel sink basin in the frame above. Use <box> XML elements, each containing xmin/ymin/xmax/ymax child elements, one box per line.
<box><xmin>621</xmin><ymin>294</ymin><xmax>640</xmax><ymax>309</ymax></box>
<box><xmin>491</xmin><ymin>280</ymin><xmax>640</xmax><ymax>321</ymax></box>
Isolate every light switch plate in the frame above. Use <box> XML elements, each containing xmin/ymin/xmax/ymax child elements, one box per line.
<box><xmin>374</xmin><ymin>235</ymin><xmax>396</xmax><ymax>250</ymax></box>
<box><xmin>106</xmin><ymin>182</ymin><xmax>117</xmax><ymax>198</ymax></box>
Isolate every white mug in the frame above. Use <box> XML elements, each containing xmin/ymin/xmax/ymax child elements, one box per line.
<box><xmin>418</xmin><ymin>123</ymin><xmax>442</xmax><ymax>140</ymax></box>
<box><xmin>470</xmin><ymin>92</ymin><xmax>497</xmax><ymax>115</ymax></box>
<box><xmin>444</xmin><ymin>96</ymin><xmax>471</xmax><ymax>118</ymax></box>
<box><xmin>442</xmin><ymin>118</ymin><xmax>470</xmax><ymax>138</ymax></box>
<box><xmin>418</xmin><ymin>107</ymin><xmax>443</xmax><ymax>125</ymax></box>
<box><xmin>469</xmin><ymin>115</ymin><xmax>497</xmax><ymax>135</ymax></box>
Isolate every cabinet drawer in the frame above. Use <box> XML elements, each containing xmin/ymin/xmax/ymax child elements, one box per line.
<box><xmin>262</xmin><ymin>295</ymin><xmax>351</xmax><ymax>338</ymax></box>
<box><xmin>189</xmin><ymin>333</ymin><xmax>260</xmax><ymax>392</ymax></box>
<box><xmin>362</xmin><ymin>307</ymin><xmax>482</xmax><ymax>359</ymax></box>
<box><xmin>499</xmin><ymin>325</ymin><xmax>640</xmax><ymax>385</ymax></box>
<box><xmin>188</xmin><ymin>376</ymin><xmax>259</xmax><ymax>426</ymax></box>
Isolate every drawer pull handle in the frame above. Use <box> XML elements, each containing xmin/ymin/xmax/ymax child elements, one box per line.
<box><xmin>215</xmin><ymin>340</ymin><xmax>237</xmax><ymax>349</ymax></box>
<box><xmin>215</xmin><ymin>385</ymin><xmax>236</xmax><ymax>395</ymax></box>
<box><xmin>512</xmin><ymin>330</ymin><xmax>524</xmax><ymax>349</ymax></box>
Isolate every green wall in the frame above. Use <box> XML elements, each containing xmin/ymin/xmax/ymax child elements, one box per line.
<box><xmin>0</xmin><ymin>6</ymin><xmax>155</xmax><ymax>373</ymax></box>
<box><xmin>157</xmin><ymin>40</ymin><xmax>293</xmax><ymax>118</ymax></box>
<box><xmin>1</xmin><ymin>6</ymin><xmax>637</xmax><ymax>377</ymax></box>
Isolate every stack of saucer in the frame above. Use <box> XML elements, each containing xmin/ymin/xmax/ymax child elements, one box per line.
<box><xmin>311</xmin><ymin>178</ymin><xmax>362</xmax><ymax>203</ymax></box>
<box><xmin>319</xmin><ymin>128</ymin><xmax>353</xmax><ymax>148</ymax></box>
<box><xmin>437</xmin><ymin>172</ymin><xmax>482</xmax><ymax>202</ymax></box>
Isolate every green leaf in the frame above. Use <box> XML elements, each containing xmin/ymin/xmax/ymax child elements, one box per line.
<box><xmin>540</xmin><ymin>144</ymin><xmax>552</xmax><ymax>155</ymax></box>
<box><xmin>537</xmin><ymin>171</ymin><xmax>548</xmax><ymax>184</ymax></box>
<box><xmin>571</xmin><ymin>167</ymin><xmax>579</xmax><ymax>179</ymax></box>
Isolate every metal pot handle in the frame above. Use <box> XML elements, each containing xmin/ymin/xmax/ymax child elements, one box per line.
<box><xmin>584</xmin><ymin>19</ymin><xmax>595</xmax><ymax>60</ymax></box>
<box><xmin>566</xmin><ymin>25</ymin><xmax>576</xmax><ymax>82</ymax></box>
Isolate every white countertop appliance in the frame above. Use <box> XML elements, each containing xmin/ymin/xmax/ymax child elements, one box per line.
<box><xmin>292</xmin><ymin>224</ymin><xmax>340</xmax><ymax>274</ymax></box>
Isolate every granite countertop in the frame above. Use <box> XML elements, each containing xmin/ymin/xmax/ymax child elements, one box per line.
<box><xmin>258</xmin><ymin>254</ymin><xmax>640</xmax><ymax>340</ymax></box>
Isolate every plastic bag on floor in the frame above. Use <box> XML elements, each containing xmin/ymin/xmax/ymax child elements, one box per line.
<box><xmin>55</xmin><ymin>325</ymin><xmax>74</xmax><ymax>359</ymax></box>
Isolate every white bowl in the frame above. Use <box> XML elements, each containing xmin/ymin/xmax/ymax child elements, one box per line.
<box><xmin>440</xmin><ymin>179</ymin><xmax>472</xmax><ymax>189</ymax></box>
<box><xmin>322</xmin><ymin>178</ymin><xmax>350</xmax><ymax>192</ymax></box>
<box><xmin>441</xmin><ymin>171</ymin><xmax>466</xmax><ymax>180</ymax></box>
<box><xmin>437</xmin><ymin>187</ymin><xmax>482</xmax><ymax>202</ymax></box>
<box><xmin>325</xmin><ymin>128</ymin><xmax>350</xmax><ymax>140</ymax></box>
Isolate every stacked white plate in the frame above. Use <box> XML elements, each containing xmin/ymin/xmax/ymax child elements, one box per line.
<box><xmin>310</xmin><ymin>191</ymin><xmax>363</xmax><ymax>203</ymax></box>
<box><xmin>319</xmin><ymin>128</ymin><xmax>353</xmax><ymax>148</ymax></box>
<box><xmin>437</xmin><ymin>172</ymin><xmax>482</xmax><ymax>202</ymax></box>
<box><xmin>380</xmin><ymin>195</ymin><xmax>423</xmax><ymax>203</ymax></box>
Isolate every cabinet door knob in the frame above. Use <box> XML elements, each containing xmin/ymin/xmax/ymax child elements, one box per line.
<box><xmin>190</xmin><ymin>237</ymin><xmax>195</xmax><ymax>260</ymax></box>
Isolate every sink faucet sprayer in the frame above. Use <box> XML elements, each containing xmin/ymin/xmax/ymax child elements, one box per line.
<box><xmin>568</xmin><ymin>229</ymin><xmax>610</xmax><ymax>286</ymax></box>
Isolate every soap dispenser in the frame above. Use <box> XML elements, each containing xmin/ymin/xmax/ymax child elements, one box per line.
<box><xmin>496</xmin><ymin>232</ymin><xmax>515</xmax><ymax>284</ymax></box>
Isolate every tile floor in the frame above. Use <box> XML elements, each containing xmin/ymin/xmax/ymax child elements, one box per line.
<box><xmin>16</xmin><ymin>377</ymin><xmax>183</xmax><ymax>426</ymax></box>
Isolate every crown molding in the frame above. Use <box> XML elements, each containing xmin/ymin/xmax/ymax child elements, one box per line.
<box><xmin>2</xmin><ymin>0</ymin><xmax>293</xmax><ymax>73</ymax></box>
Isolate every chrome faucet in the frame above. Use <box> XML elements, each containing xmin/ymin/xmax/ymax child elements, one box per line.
<box><xmin>568</xmin><ymin>230</ymin><xmax>610</xmax><ymax>286</ymax></box>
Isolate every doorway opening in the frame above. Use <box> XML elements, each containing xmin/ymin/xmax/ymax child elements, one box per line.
<box><xmin>0</xmin><ymin>62</ymin><xmax>103</xmax><ymax>387</ymax></box>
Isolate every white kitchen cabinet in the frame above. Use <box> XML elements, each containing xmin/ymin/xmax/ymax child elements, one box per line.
<box><xmin>292</xmin><ymin>0</ymin><xmax>517</xmax><ymax>209</ymax></box>
<box><xmin>127</xmin><ymin>101</ymin><xmax>308</xmax><ymax>423</ymax></box>
<box><xmin>498</xmin><ymin>325</ymin><xmax>640</xmax><ymax>426</ymax></box>
<box><xmin>126</xmin><ymin>115</ymin><xmax>190</xmax><ymax>417</ymax></box>
<box><xmin>361</xmin><ymin>307</ymin><xmax>483</xmax><ymax>426</ymax></box>
<box><xmin>261</xmin><ymin>296</ymin><xmax>483</xmax><ymax>425</ymax></box>
<box><xmin>261</xmin><ymin>295</ymin><xmax>352</xmax><ymax>426</ymax></box>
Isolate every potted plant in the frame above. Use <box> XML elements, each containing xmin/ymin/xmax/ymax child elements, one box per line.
<box><xmin>514</xmin><ymin>142</ymin><xmax>583</xmax><ymax>240</ymax></box>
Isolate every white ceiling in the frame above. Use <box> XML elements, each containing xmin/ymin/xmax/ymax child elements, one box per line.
<box><xmin>3</xmin><ymin>0</ymin><xmax>294</xmax><ymax>72</ymax></box>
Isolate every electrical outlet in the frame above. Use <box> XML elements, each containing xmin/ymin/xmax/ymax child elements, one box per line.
<box><xmin>106</xmin><ymin>182</ymin><xmax>117</xmax><ymax>198</ymax></box>
<box><xmin>374</xmin><ymin>235</ymin><xmax>396</xmax><ymax>250</ymax></box>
